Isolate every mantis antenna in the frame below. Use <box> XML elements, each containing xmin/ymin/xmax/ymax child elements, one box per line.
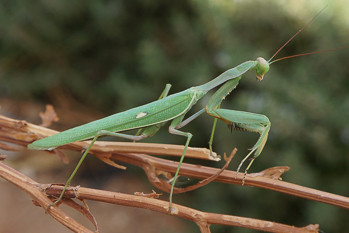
<box><xmin>268</xmin><ymin>6</ymin><xmax>327</xmax><ymax>63</ymax></box>
<box><xmin>269</xmin><ymin>46</ymin><xmax>349</xmax><ymax>64</ymax></box>
<box><xmin>267</xmin><ymin>5</ymin><xmax>347</xmax><ymax>65</ymax></box>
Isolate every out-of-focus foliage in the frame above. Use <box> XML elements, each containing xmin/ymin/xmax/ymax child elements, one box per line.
<box><xmin>0</xmin><ymin>0</ymin><xmax>348</xmax><ymax>232</ymax></box>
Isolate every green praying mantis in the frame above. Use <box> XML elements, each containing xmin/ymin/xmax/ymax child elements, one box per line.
<box><xmin>29</xmin><ymin>57</ymin><xmax>271</xmax><ymax>211</ymax></box>
<box><xmin>28</xmin><ymin>8</ymin><xmax>341</xmax><ymax>212</ymax></box>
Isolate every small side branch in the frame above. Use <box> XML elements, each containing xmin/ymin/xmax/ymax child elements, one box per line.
<box><xmin>145</xmin><ymin>149</ymin><xmax>237</xmax><ymax>194</ymax></box>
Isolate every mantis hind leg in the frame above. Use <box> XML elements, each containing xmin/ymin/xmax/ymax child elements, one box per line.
<box><xmin>47</xmin><ymin>129</ymin><xmax>155</xmax><ymax>211</ymax></box>
<box><xmin>46</xmin><ymin>134</ymin><xmax>100</xmax><ymax>210</ymax></box>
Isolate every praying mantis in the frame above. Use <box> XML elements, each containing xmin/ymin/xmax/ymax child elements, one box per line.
<box><xmin>29</xmin><ymin>57</ymin><xmax>271</xmax><ymax>211</ymax></box>
<box><xmin>28</xmin><ymin>7</ymin><xmax>340</xmax><ymax>212</ymax></box>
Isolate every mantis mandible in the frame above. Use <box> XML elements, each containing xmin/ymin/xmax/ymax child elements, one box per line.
<box><xmin>28</xmin><ymin>7</ymin><xmax>339</xmax><ymax>212</ymax></box>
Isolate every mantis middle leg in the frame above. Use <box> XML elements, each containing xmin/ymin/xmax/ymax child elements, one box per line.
<box><xmin>167</xmin><ymin>108</ymin><xmax>206</xmax><ymax>212</ymax></box>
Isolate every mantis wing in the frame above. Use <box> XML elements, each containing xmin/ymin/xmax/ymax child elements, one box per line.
<box><xmin>29</xmin><ymin>89</ymin><xmax>200</xmax><ymax>150</ymax></box>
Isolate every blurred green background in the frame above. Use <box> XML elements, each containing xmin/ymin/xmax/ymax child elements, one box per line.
<box><xmin>0</xmin><ymin>0</ymin><xmax>348</xmax><ymax>232</ymax></box>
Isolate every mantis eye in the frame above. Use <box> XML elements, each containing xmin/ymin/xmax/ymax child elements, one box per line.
<box><xmin>255</xmin><ymin>57</ymin><xmax>270</xmax><ymax>81</ymax></box>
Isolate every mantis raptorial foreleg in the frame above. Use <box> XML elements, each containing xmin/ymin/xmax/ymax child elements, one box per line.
<box><xmin>215</xmin><ymin>110</ymin><xmax>270</xmax><ymax>183</ymax></box>
<box><xmin>205</xmin><ymin>77</ymin><xmax>271</xmax><ymax>183</ymax></box>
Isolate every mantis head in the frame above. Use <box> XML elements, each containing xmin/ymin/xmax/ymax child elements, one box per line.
<box><xmin>255</xmin><ymin>57</ymin><xmax>270</xmax><ymax>81</ymax></box>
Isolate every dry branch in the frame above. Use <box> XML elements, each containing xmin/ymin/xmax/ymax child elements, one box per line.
<box><xmin>0</xmin><ymin>160</ymin><xmax>93</xmax><ymax>233</ymax></box>
<box><xmin>107</xmin><ymin>152</ymin><xmax>349</xmax><ymax>209</ymax></box>
<box><xmin>1</xmin><ymin>114</ymin><xmax>349</xmax><ymax>208</ymax></box>
<box><xmin>0</xmin><ymin>161</ymin><xmax>319</xmax><ymax>233</ymax></box>
<box><xmin>1</xmin><ymin>114</ymin><xmax>349</xmax><ymax>232</ymax></box>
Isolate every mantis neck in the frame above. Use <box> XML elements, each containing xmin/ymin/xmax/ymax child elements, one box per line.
<box><xmin>195</xmin><ymin>60</ymin><xmax>257</xmax><ymax>92</ymax></box>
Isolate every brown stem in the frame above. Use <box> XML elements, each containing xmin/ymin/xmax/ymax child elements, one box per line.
<box><xmin>43</xmin><ymin>184</ymin><xmax>319</xmax><ymax>233</ymax></box>
<box><xmin>0</xmin><ymin>161</ymin><xmax>93</xmax><ymax>233</ymax></box>
<box><xmin>1</xmin><ymin>161</ymin><xmax>319</xmax><ymax>232</ymax></box>
<box><xmin>111</xmin><ymin>152</ymin><xmax>349</xmax><ymax>209</ymax></box>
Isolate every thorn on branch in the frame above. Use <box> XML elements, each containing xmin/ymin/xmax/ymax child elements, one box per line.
<box><xmin>0</xmin><ymin>154</ymin><xmax>7</xmax><ymax>161</ymax></box>
<box><xmin>53</xmin><ymin>149</ymin><xmax>70</xmax><ymax>164</ymax></box>
<box><xmin>39</xmin><ymin>105</ymin><xmax>59</xmax><ymax>127</ymax></box>
<box><xmin>134</xmin><ymin>190</ymin><xmax>162</xmax><ymax>198</ymax></box>
<box><xmin>249</xmin><ymin>166</ymin><xmax>290</xmax><ymax>180</ymax></box>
